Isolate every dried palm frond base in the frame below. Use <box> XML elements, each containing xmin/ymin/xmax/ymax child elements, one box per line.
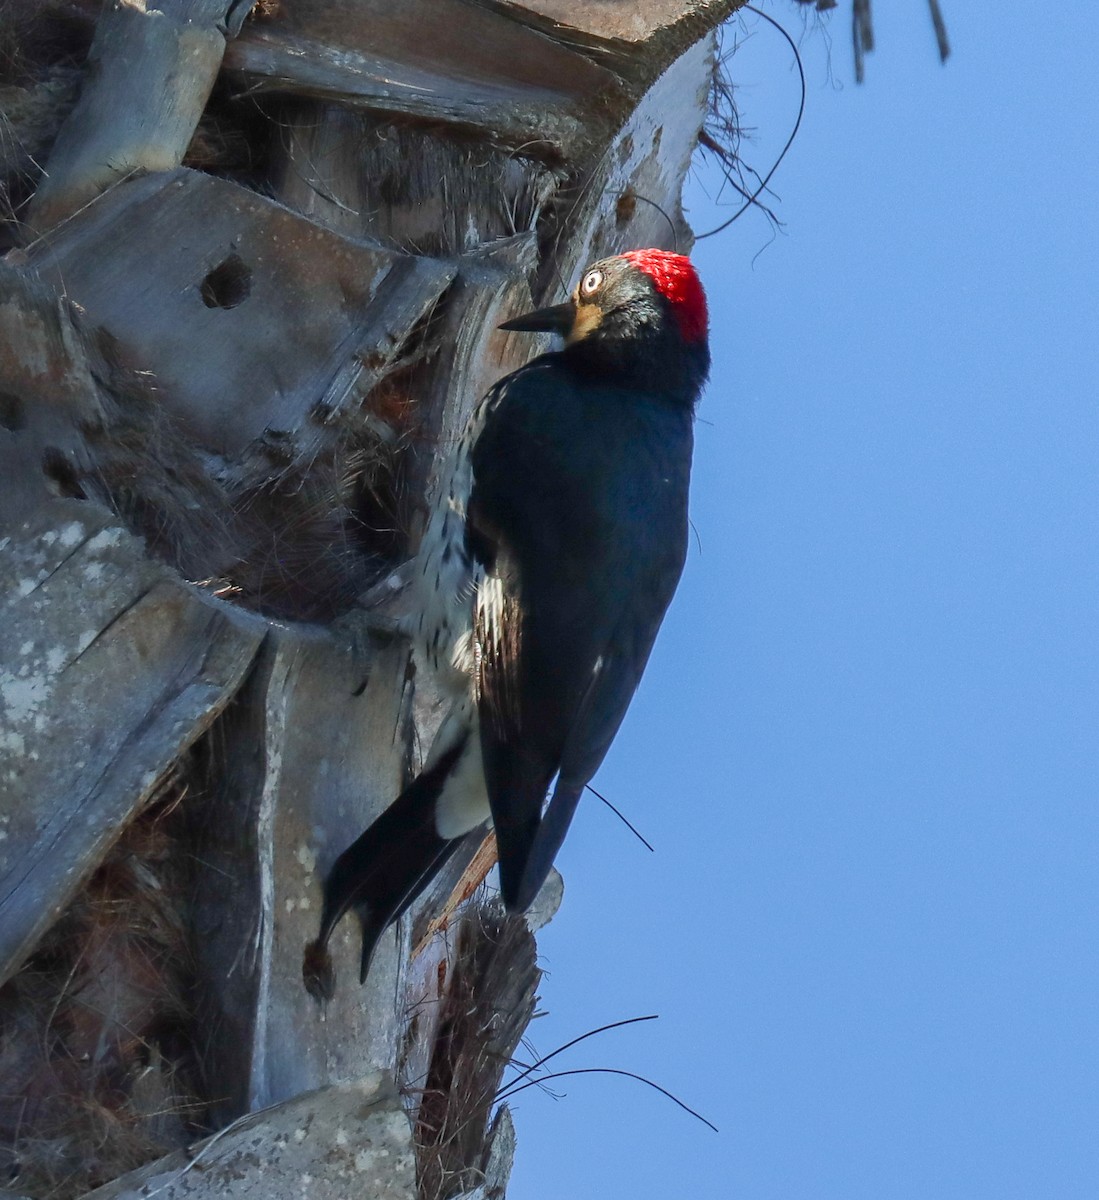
<box><xmin>412</xmin><ymin>905</ymin><xmax>538</xmax><ymax>1200</ymax></box>
<box><xmin>0</xmin><ymin>776</ymin><xmax>206</xmax><ymax>1200</ymax></box>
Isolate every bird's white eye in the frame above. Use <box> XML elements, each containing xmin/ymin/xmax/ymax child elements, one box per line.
<box><xmin>580</xmin><ymin>268</ymin><xmax>604</xmax><ymax>296</ymax></box>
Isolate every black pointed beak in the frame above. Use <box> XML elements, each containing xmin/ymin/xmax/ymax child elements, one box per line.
<box><xmin>499</xmin><ymin>300</ymin><xmax>575</xmax><ymax>335</ymax></box>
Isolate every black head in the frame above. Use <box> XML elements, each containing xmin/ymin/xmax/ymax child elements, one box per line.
<box><xmin>501</xmin><ymin>250</ymin><xmax>710</xmax><ymax>406</ymax></box>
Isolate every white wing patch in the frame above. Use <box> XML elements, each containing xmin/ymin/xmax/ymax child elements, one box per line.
<box><xmin>475</xmin><ymin>573</ymin><xmax>506</xmax><ymax>660</ymax></box>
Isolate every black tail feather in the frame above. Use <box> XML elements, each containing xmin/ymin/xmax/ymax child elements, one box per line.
<box><xmin>355</xmin><ymin>834</ymin><xmax>463</xmax><ymax>984</ymax></box>
<box><xmin>303</xmin><ymin>734</ymin><xmax>469</xmax><ymax>999</ymax></box>
<box><xmin>498</xmin><ymin>778</ymin><xmax>584</xmax><ymax>914</ymax></box>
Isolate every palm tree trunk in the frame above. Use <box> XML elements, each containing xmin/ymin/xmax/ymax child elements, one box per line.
<box><xmin>0</xmin><ymin>2</ymin><xmax>738</xmax><ymax>1195</ymax></box>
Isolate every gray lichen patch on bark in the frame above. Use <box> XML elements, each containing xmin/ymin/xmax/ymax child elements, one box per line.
<box><xmin>0</xmin><ymin>505</ymin><xmax>264</xmax><ymax>987</ymax></box>
<box><xmin>82</xmin><ymin>1073</ymin><xmax>416</xmax><ymax>1200</ymax></box>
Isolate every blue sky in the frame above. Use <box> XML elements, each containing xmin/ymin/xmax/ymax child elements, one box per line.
<box><xmin>509</xmin><ymin>5</ymin><xmax>1099</xmax><ymax>1198</ymax></box>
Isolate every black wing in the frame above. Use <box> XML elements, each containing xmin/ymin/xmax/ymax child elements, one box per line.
<box><xmin>468</xmin><ymin>358</ymin><xmax>693</xmax><ymax>911</ymax></box>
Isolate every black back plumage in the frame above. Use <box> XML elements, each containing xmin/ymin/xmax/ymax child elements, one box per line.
<box><xmin>468</xmin><ymin>355</ymin><xmax>694</xmax><ymax>910</ymax></box>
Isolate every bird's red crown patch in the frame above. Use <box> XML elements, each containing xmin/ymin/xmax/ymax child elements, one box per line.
<box><xmin>623</xmin><ymin>249</ymin><xmax>708</xmax><ymax>344</ymax></box>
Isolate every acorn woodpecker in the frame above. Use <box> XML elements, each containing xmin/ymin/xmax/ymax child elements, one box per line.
<box><xmin>304</xmin><ymin>249</ymin><xmax>710</xmax><ymax>997</ymax></box>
